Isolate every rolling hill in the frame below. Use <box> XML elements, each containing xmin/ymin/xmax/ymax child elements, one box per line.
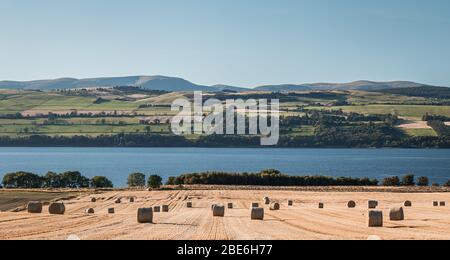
<box><xmin>0</xmin><ymin>76</ymin><xmax>443</xmax><ymax>92</ymax></box>
<box><xmin>372</xmin><ymin>86</ymin><xmax>450</xmax><ymax>99</ymax></box>
<box><xmin>0</xmin><ymin>76</ymin><xmax>213</xmax><ymax>92</ymax></box>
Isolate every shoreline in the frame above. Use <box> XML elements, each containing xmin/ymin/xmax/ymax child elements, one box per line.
<box><xmin>2</xmin><ymin>185</ymin><xmax>450</xmax><ymax>193</ymax></box>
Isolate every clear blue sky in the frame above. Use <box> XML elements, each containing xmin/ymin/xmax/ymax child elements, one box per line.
<box><xmin>1</xmin><ymin>0</ymin><xmax>450</xmax><ymax>87</ymax></box>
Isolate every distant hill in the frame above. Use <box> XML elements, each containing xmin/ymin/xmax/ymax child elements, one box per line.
<box><xmin>254</xmin><ymin>81</ymin><xmax>429</xmax><ymax>92</ymax></box>
<box><xmin>372</xmin><ymin>86</ymin><xmax>450</xmax><ymax>99</ymax></box>
<box><xmin>0</xmin><ymin>76</ymin><xmax>444</xmax><ymax>93</ymax></box>
<box><xmin>0</xmin><ymin>76</ymin><xmax>213</xmax><ymax>92</ymax></box>
<box><xmin>210</xmin><ymin>84</ymin><xmax>250</xmax><ymax>92</ymax></box>
<box><xmin>254</xmin><ymin>84</ymin><xmax>312</xmax><ymax>92</ymax></box>
<box><xmin>304</xmin><ymin>81</ymin><xmax>428</xmax><ymax>91</ymax></box>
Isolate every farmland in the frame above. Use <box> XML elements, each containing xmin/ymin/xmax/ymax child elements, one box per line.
<box><xmin>1</xmin><ymin>188</ymin><xmax>450</xmax><ymax>240</ymax></box>
<box><xmin>0</xmin><ymin>87</ymin><xmax>449</xmax><ymax>144</ymax></box>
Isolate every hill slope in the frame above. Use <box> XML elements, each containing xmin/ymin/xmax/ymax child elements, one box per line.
<box><xmin>372</xmin><ymin>86</ymin><xmax>450</xmax><ymax>99</ymax></box>
<box><xmin>0</xmin><ymin>76</ymin><xmax>213</xmax><ymax>92</ymax></box>
<box><xmin>0</xmin><ymin>76</ymin><xmax>442</xmax><ymax>92</ymax></box>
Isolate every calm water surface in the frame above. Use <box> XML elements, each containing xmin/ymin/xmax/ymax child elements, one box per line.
<box><xmin>0</xmin><ymin>147</ymin><xmax>449</xmax><ymax>187</ymax></box>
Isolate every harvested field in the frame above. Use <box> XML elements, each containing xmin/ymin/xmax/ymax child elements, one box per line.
<box><xmin>1</xmin><ymin>189</ymin><xmax>450</xmax><ymax>240</ymax></box>
<box><xmin>0</xmin><ymin>190</ymin><xmax>80</xmax><ymax>212</ymax></box>
<box><xmin>398</xmin><ymin>121</ymin><xmax>431</xmax><ymax>129</ymax></box>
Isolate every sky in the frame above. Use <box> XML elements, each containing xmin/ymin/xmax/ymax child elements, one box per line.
<box><xmin>1</xmin><ymin>0</ymin><xmax>450</xmax><ymax>87</ymax></box>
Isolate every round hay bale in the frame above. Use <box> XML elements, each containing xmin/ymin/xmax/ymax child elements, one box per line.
<box><xmin>368</xmin><ymin>200</ymin><xmax>378</xmax><ymax>209</ymax></box>
<box><xmin>108</xmin><ymin>208</ymin><xmax>115</xmax><ymax>214</ymax></box>
<box><xmin>252</xmin><ymin>203</ymin><xmax>259</xmax><ymax>208</ymax></box>
<box><xmin>187</xmin><ymin>202</ymin><xmax>193</xmax><ymax>208</ymax></box>
<box><xmin>129</xmin><ymin>197</ymin><xmax>135</xmax><ymax>203</ymax></box>
<box><xmin>211</xmin><ymin>204</ymin><xmax>218</xmax><ymax>211</ymax></box>
<box><xmin>27</xmin><ymin>202</ymin><xmax>43</xmax><ymax>214</ymax></box>
<box><xmin>440</xmin><ymin>201</ymin><xmax>446</xmax><ymax>207</ymax></box>
<box><xmin>212</xmin><ymin>205</ymin><xmax>225</xmax><ymax>217</ymax></box>
<box><xmin>389</xmin><ymin>207</ymin><xmax>404</xmax><ymax>221</ymax></box>
<box><xmin>368</xmin><ymin>210</ymin><xmax>383</xmax><ymax>227</ymax></box>
<box><xmin>288</xmin><ymin>200</ymin><xmax>293</xmax><ymax>206</ymax></box>
<box><xmin>318</xmin><ymin>203</ymin><xmax>324</xmax><ymax>209</ymax></box>
<box><xmin>137</xmin><ymin>208</ymin><xmax>153</xmax><ymax>223</ymax></box>
<box><xmin>115</xmin><ymin>198</ymin><xmax>122</xmax><ymax>204</ymax></box>
<box><xmin>347</xmin><ymin>201</ymin><xmax>356</xmax><ymax>208</ymax></box>
<box><xmin>90</xmin><ymin>198</ymin><xmax>97</xmax><ymax>203</ymax></box>
<box><xmin>162</xmin><ymin>205</ymin><xmax>169</xmax><ymax>212</ymax></box>
<box><xmin>48</xmin><ymin>203</ymin><xmax>65</xmax><ymax>215</ymax></box>
<box><xmin>263</xmin><ymin>197</ymin><xmax>271</xmax><ymax>205</ymax></box>
<box><xmin>153</xmin><ymin>206</ymin><xmax>161</xmax><ymax>213</ymax></box>
<box><xmin>433</xmin><ymin>201</ymin><xmax>439</xmax><ymax>207</ymax></box>
<box><xmin>404</xmin><ymin>201</ymin><xmax>412</xmax><ymax>207</ymax></box>
<box><xmin>270</xmin><ymin>202</ymin><xmax>280</xmax><ymax>211</ymax></box>
<box><xmin>251</xmin><ymin>207</ymin><xmax>264</xmax><ymax>220</ymax></box>
<box><xmin>85</xmin><ymin>208</ymin><xmax>95</xmax><ymax>214</ymax></box>
<box><xmin>228</xmin><ymin>203</ymin><xmax>233</xmax><ymax>209</ymax></box>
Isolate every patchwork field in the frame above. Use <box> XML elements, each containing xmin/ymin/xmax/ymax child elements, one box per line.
<box><xmin>1</xmin><ymin>189</ymin><xmax>450</xmax><ymax>240</ymax></box>
<box><xmin>1</xmin><ymin>89</ymin><xmax>450</xmax><ymax>140</ymax></box>
<box><xmin>312</xmin><ymin>105</ymin><xmax>450</xmax><ymax>120</ymax></box>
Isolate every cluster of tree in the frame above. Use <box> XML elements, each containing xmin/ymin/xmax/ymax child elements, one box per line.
<box><xmin>0</xmin><ymin>111</ymin><xmax>146</xmax><ymax>120</ymax></box>
<box><xmin>428</xmin><ymin>121</ymin><xmax>450</xmax><ymax>137</ymax></box>
<box><xmin>422</xmin><ymin>114</ymin><xmax>450</xmax><ymax>122</ymax></box>
<box><xmin>373</xmin><ymin>86</ymin><xmax>450</xmax><ymax>99</ymax></box>
<box><xmin>0</xmin><ymin>113</ymin><xmax>24</xmax><ymax>119</ymax></box>
<box><xmin>346</xmin><ymin>113</ymin><xmax>399</xmax><ymax>124</ymax></box>
<box><xmin>311</xmin><ymin>123</ymin><xmax>406</xmax><ymax>147</ymax></box>
<box><xmin>382</xmin><ymin>174</ymin><xmax>431</xmax><ymax>187</ymax></box>
<box><xmin>1</xmin><ymin>130</ymin><xmax>450</xmax><ymax>148</ymax></box>
<box><xmin>280</xmin><ymin>110</ymin><xmax>398</xmax><ymax>130</ymax></box>
<box><xmin>127</xmin><ymin>173</ymin><xmax>162</xmax><ymax>189</ymax></box>
<box><xmin>138</xmin><ymin>104</ymin><xmax>172</xmax><ymax>109</ymax></box>
<box><xmin>111</xmin><ymin>86</ymin><xmax>170</xmax><ymax>95</ymax></box>
<box><xmin>0</xmin><ymin>133</ymin><xmax>191</xmax><ymax>147</ymax></box>
<box><xmin>166</xmin><ymin>169</ymin><xmax>379</xmax><ymax>187</ymax></box>
<box><xmin>1</xmin><ymin>171</ymin><xmax>113</xmax><ymax>189</ymax></box>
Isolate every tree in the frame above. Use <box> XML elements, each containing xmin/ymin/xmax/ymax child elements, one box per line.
<box><xmin>401</xmin><ymin>174</ymin><xmax>415</xmax><ymax>186</ymax></box>
<box><xmin>144</xmin><ymin>126</ymin><xmax>151</xmax><ymax>134</ymax></box>
<box><xmin>148</xmin><ymin>175</ymin><xmax>163</xmax><ymax>189</ymax></box>
<box><xmin>260</xmin><ymin>169</ymin><xmax>281</xmax><ymax>176</ymax></box>
<box><xmin>2</xmin><ymin>172</ymin><xmax>43</xmax><ymax>188</ymax></box>
<box><xmin>382</xmin><ymin>176</ymin><xmax>401</xmax><ymax>186</ymax></box>
<box><xmin>417</xmin><ymin>176</ymin><xmax>430</xmax><ymax>187</ymax></box>
<box><xmin>91</xmin><ymin>176</ymin><xmax>113</xmax><ymax>188</ymax></box>
<box><xmin>445</xmin><ymin>180</ymin><xmax>450</xmax><ymax>187</ymax></box>
<box><xmin>43</xmin><ymin>171</ymin><xmax>61</xmax><ymax>188</ymax></box>
<box><xmin>59</xmin><ymin>171</ymin><xmax>90</xmax><ymax>188</ymax></box>
<box><xmin>166</xmin><ymin>176</ymin><xmax>177</xmax><ymax>185</ymax></box>
<box><xmin>127</xmin><ymin>173</ymin><xmax>146</xmax><ymax>187</ymax></box>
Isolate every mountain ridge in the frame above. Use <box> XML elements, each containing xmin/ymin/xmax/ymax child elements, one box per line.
<box><xmin>0</xmin><ymin>75</ymin><xmax>443</xmax><ymax>92</ymax></box>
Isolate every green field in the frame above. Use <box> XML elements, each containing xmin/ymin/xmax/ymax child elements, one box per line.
<box><xmin>403</xmin><ymin>128</ymin><xmax>438</xmax><ymax>137</ymax></box>
<box><xmin>1</xmin><ymin>89</ymin><xmax>450</xmax><ymax>138</ymax></box>
<box><xmin>309</xmin><ymin>105</ymin><xmax>450</xmax><ymax>119</ymax></box>
<box><xmin>286</xmin><ymin>126</ymin><xmax>316</xmax><ymax>136</ymax></box>
<box><xmin>0</xmin><ymin>122</ymin><xmax>171</xmax><ymax>137</ymax></box>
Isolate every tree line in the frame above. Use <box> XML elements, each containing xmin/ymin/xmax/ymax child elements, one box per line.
<box><xmin>1</xmin><ymin>171</ymin><xmax>113</xmax><ymax>189</ymax></box>
<box><xmin>3</xmin><ymin>170</ymin><xmax>450</xmax><ymax>189</ymax></box>
<box><xmin>166</xmin><ymin>169</ymin><xmax>379</xmax><ymax>187</ymax></box>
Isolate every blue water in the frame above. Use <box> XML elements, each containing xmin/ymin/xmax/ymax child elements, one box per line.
<box><xmin>0</xmin><ymin>148</ymin><xmax>449</xmax><ymax>187</ymax></box>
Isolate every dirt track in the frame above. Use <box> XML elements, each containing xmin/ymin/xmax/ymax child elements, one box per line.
<box><xmin>1</xmin><ymin>190</ymin><xmax>450</xmax><ymax>240</ymax></box>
